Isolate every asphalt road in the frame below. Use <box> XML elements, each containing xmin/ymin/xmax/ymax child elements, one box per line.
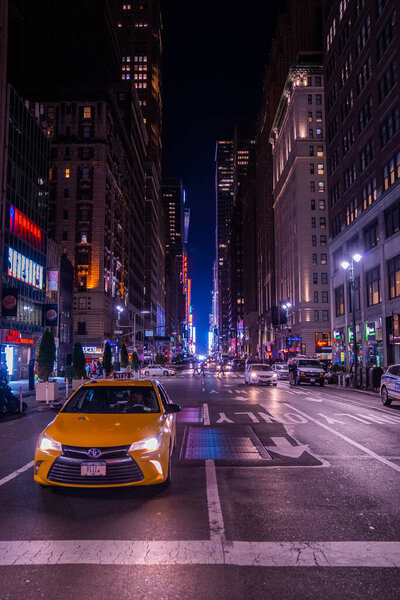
<box><xmin>1</xmin><ymin>371</ymin><xmax>400</xmax><ymax>599</ymax></box>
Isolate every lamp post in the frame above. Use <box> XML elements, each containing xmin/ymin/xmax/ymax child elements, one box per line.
<box><xmin>280</xmin><ymin>301</ymin><xmax>292</xmax><ymax>355</ymax></box>
<box><xmin>341</xmin><ymin>253</ymin><xmax>362</xmax><ymax>389</ymax></box>
<box><xmin>115</xmin><ymin>304</ymin><xmax>124</xmax><ymax>368</ymax></box>
<box><xmin>133</xmin><ymin>309</ymin><xmax>150</xmax><ymax>353</ymax></box>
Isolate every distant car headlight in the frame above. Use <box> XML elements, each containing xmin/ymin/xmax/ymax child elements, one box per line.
<box><xmin>38</xmin><ymin>434</ymin><xmax>62</xmax><ymax>452</ymax></box>
<box><xmin>129</xmin><ymin>436</ymin><xmax>161</xmax><ymax>452</ymax></box>
<box><xmin>272</xmin><ymin>373</ymin><xmax>278</xmax><ymax>379</ymax></box>
<box><xmin>251</xmin><ymin>373</ymin><xmax>258</xmax><ymax>380</ymax></box>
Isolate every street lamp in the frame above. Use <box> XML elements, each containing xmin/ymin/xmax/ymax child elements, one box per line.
<box><xmin>279</xmin><ymin>300</ymin><xmax>292</xmax><ymax>356</ymax></box>
<box><xmin>341</xmin><ymin>253</ymin><xmax>362</xmax><ymax>388</ymax></box>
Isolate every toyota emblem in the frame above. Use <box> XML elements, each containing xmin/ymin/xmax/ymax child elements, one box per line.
<box><xmin>87</xmin><ymin>448</ymin><xmax>102</xmax><ymax>458</ymax></box>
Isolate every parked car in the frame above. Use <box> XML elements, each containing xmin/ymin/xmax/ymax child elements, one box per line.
<box><xmin>34</xmin><ymin>380</ymin><xmax>181</xmax><ymax>488</ymax></box>
<box><xmin>288</xmin><ymin>357</ymin><xmax>325</xmax><ymax>386</ymax></box>
<box><xmin>271</xmin><ymin>363</ymin><xmax>289</xmax><ymax>380</ymax></box>
<box><xmin>141</xmin><ymin>364</ymin><xmax>176</xmax><ymax>377</ymax></box>
<box><xmin>380</xmin><ymin>364</ymin><xmax>400</xmax><ymax>406</ymax></box>
<box><xmin>244</xmin><ymin>364</ymin><xmax>278</xmax><ymax>386</ymax></box>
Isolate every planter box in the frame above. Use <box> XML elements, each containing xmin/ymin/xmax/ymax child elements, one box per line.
<box><xmin>72</xmin><ymin>378</ymin><xmax>86</xmax><ymax>391</ymax></box>
<box><xmin>36</xmin><ymin>381</ymin><xmax>58</xmax><ymax>403</ymax></box>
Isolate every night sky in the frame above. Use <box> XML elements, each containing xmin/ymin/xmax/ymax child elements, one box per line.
<box><xmin>162</xmin><ymin>1</ymin><xmax>281</xmax><ymax>353</ymax></box>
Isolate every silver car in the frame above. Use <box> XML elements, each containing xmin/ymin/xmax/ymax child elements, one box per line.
<box><xmin>271</xmin><ymin>363</ymin><xmax>289</xmax><ymax>380</ymax></box>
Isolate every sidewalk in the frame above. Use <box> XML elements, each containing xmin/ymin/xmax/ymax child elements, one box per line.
<box><xmin>326</xmin><ymin>383</ymin><xmax>380</xmax><ymax>398</ymax></box>
<box><xmin>8</xmin><ymin>377</ymin><xmax>68</xmax><ymax>411</ymax></box>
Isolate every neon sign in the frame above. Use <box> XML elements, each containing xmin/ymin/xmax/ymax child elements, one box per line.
<box><xmin>9</xmin><ymin>206</ymin><xmax>43</xmax><ymax>251</ymax></box>
<box><xmin>8</xmin><ymin>247</ymin><xmax>44</xmax><ymax>289</ymax></box>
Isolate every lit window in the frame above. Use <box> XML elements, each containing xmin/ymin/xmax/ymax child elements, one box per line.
<box><xmin>318</xmin><ymin>164</ymin><xmax>324</xmax><ymax>174</ymax></box>
<box><xmin>49</xmin><ymin>168</ymin><xmax>53</xmax><ymax>180</ymax></box>
<box><xmin>65</xmin><ymin>168</ymin><xmax>70</xmax><ymax>179</ymax></box>
<box><xmin>118</xmin><ymin>23</ymin><xmax>122</xmax><ymax>28</ymax></box>
<box><xmin>83</xmin><ymin>107</ymin><xmax>91</xmax><ymax>119</ymax></box>
<box><xmin>317</xmin><ymin>146</ymin><xmax>324</xmax><ymax>157</ymax></box>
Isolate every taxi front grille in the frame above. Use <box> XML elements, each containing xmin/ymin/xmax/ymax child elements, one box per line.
<box><xmin>62</xmin><ymin>444</ymin><xmax>130</xmax><ymax>460</ymax></box>
<box><xmin>48</xmin><ymin>456</ymin><xmax>144</xmax><ymax>485</ymax></box>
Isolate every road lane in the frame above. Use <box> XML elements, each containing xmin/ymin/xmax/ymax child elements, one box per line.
<box><xmin>1</xmin><ymin>373</ymin><xmax>400</xmax><ymax>598</ymax></box>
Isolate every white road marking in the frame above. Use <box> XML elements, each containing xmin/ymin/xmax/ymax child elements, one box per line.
<box><xmin>203</xmin><ymin>403</ymin><xmax>210</xmax><ymax>426</ymax></box>
<box><xmin>264</xmin><ymin>437</ymin><xmax>309</xmax><ymax>458</ymax></box>
<box><xmin>1</xmin><ymin>539</ymin><xmax>400</xmax><ymax>567</ymax></box>
<box><xmin>0</xmin><ymin>461</ymin><xmax>34</xmax><ymax>487</ymax></box>
<box><xmin>205</xmin><ymin>459</ymin><xmax>225</xmax><ymax>542</ymax></box>
<box><xmin>228</xmin><ymin>389</ymin><xmax>233</xmax><ymax>394</ymax></box>
<box><xmin>285</xmin><ymin>404</ymin><xmax>400</xmax><ymax>474</ymax></box>
<box><xmin>304</xmin><ymin>396</ymin><xmax>324</xmax><ymax>403</ymax></box>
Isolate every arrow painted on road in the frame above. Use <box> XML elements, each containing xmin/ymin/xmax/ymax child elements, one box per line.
<box><xmin>264</xmin><ymin>437</ymin><xmax>309</xmax><ymax>458</ymax></box>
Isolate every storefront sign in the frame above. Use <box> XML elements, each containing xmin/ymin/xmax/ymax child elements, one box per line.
<box><xmin>348</xmin><ymin>326</ymin><xmax>354</xmax><ymax>342</ymax></box>
<box><xmin>45</xmin><ymin>304</ymin><xmax>58</xmax><ymax>326</ymax></box>
<box><xmin>333</xmin><ymin>329</ymin><xmax>342</xmax><ymax>342</ymax></box>
<box><xmin>1</xmin><ymin>288</ymin><xmax>18</xmax><ymax>317</ymax></box>
<box><xmin>7</xmin><ymin>247</ymin><xmax>44</xmax><ymax>290</ymax></box>
<box><xmin>365</xmin><ymin>322</ymin><xmax>376</xmax><ymax>341</ymax></box>
<box><xmin>288</xmin><ymin>336</ymin><xmax>302</xmax><ymax>342</ymax></box>
<box><xmin>4</xmin><ymin>330</ymin><xmax>34</xmax><ymax>345</ymax></box>
<box><xmin>47</xmin><ymin>270</ymin><xmax>59</xmax><ymax>291</ymax></box>
<box><xmin>9</xmin><ymin>205</ymin><xmax>43</xmax><ymax>251</ymax></box>
<box><xmin>82</xmin><ymin>346</ymin><xmax>102</xmax><ymax>355</ymax></box>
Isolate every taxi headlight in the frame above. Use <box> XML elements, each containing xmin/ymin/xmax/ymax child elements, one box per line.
<box><xmin>129</xmin><ymin>436</ymin><xmax>161</xmax><ymax>452</ymax></box>
<box><xmin>272</xmin><ymin>373</ymin><xmax>278</xmax><ymax>379</ymax></box>
<box><xmin>38</xmin><ymin>434</ymin><xmax>62</xmax><ymax>452</ymax></box>
<box><xmin>251</xmin><ymin>373</ymin><xmax>257</xmax><ymax>379</ymax></box>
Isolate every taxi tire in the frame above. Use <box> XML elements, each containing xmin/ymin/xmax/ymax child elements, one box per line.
<box><xmin>381</xmin><ymin>386</ymin><xmax>392</xmax><ymax>406</ymax></box>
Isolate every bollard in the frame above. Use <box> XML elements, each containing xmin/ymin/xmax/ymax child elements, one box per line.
<box><xmin>45</xmin><ymin>381</ymin><xmax>49</xmax><ymax>405</ymax></box>
<box><xmin>65</xmin><ymin>379</ymin><xmax>69</xmax><ymax>399</ymax></box>
<box><xmin>19</xmin><ymin>385</ymin><xmax>23</xmax><ymax>413</ymax></box>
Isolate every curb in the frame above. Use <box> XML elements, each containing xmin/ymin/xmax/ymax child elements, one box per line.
<box><xmin>328</xmin><ymin>384</ymin><xmax>379</xmax><ymax>398</ymax></box>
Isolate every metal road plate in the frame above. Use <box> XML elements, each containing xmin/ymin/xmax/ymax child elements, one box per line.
<box><xmin>182</xmin><ymin>425</ymin><xmax>271</xmax><ymax>461</ymax></box>
<box><xmin>177</xmin><ymin>408</ymin><xmax>203</xmax><ymax>423</ymax></box>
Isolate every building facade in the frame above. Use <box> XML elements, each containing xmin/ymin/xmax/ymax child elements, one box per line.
<box><xmin>324</xmin><ymin>0</ymin><xmax>400</xmax><ymax>371</ymax></box>
<box><xmin>270</xmin><ymin>58</ymin><xmax>331</xmax><ymax>359</ymax></box>
<box><xmin>215</xmin><ymin>135</ymin><xmax>234</xmax><ymax>353</ymax></box>
<box><xmin>0</xmin><ymin>86</ymin><xmax>50</xmax><ymax>379</ymax></box>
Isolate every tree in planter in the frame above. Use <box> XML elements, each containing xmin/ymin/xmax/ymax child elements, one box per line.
<box><xmin>37</xmin><ymin>329</ymin><xmax>56</xmax><ymax>382</ymax></box>
<box><xmin>131</xmin><ymin>350</ymin><xmax>140</xmax><ymax>371</ymax></box>
<box><xmin>155</xmin><ymin>352</ymin><xmax>166</xmax><ymax>365</ymax></box>
<box><xmin>102</xmin><ymin>342</ymin><xmax>113</xmax><ymax>375</ymax></box>
<box><xmin>72</xmin><ymin>342</ymin><xmax>86</xmax><ymax>379</ymax></box>
<box><xmin>120</xmin><ymin>343</ymin><xmax>129</xmax><ymax>369</ymax></box>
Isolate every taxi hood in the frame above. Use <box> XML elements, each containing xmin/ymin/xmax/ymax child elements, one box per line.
<box><xmin>45</xmin><ymin>413</ymin><xmax>165</xmax><ymax>447</ymax></box>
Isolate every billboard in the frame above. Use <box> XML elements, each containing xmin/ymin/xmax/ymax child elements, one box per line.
<box><xmin>8</xmin><ymin>248</ymin><xmax>44</xmax><ymax>289</ymax></box>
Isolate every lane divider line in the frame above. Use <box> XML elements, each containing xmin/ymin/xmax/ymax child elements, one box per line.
<box><xmin>205</xmin><ymin>459</ymin><xmax>225</xmax><ymax>544</ymax></box>
<box><xmin>284</xmin><ymin>403</ymin><xmax>400</xmax><ymax>474</ymax></box>
<box><xmin>0</xmin><ymin>461</ymin><xmax>34</xmax><ymax>488</ymax></box>
<box><xmin>203</xmin><ymin>403</ymin><xmax>210</xmax><ymax>426</ymax></box>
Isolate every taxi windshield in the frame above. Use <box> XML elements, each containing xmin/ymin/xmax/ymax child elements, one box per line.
<box><xmin>62</xmin><ymin>386</ymin><xmax>160</xmax><ymax>414</ymax></box>
<box><xmin>252</xmin><ymin>365</ymin><xmax>272</xmax><ymax>371</ymax></box>
<box><xmin>275</xmin><ymin>364</ymin><xmax>288</xmax><ymax>370</ymax></box>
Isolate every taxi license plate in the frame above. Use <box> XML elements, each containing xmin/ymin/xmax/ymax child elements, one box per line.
<box><xmin>81</xmin><ymin>462</ymin><xmax>106</xmax><ymax>476</ymax></box>
<box><xmin>310</xmin><ymin>378</ymin><xmax>315</xmax><ymax>382</ymax></box>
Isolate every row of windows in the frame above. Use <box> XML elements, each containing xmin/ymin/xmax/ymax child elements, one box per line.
<box><xmin>310</xmin><ymin>181</ymin><xmax>325</xmax><ymax>192</ymax></box>
<box><xmin>309</xmin><ymin>163</ymin><xmax>324</xmax><ymax>174</ymax></box>
<box><xmin>380</xmin><ymin>105</ymin><xmax>400</xmax><ymax>147</ymax></box>
<box><xmin>308</xmin><ymin>111</ymin><xmax>323</xmax><ymax>122</ymax></box>
<box><xmin>307</xmin><ymin>94</ymin><xmax>322</xmax><ymax>105</ymax></box>
<box><xmin>335</xmin><ymin>254</ymin><xmax>400</xmax><ymax>316</ymax></box>
<box><xmin>311</xmin><ymin>217</ymin><xmax>327</xmax><ymax>229</ymax></box>
<box><xmin>309</xmin><ymin>145</ymin><xmax>324</xmax><ymax>157</ymax></box>
<box><xmin>311</xmin><ymin>199</ymin><xmax>326</xmax><ymax>211</ymax></box>
<box><xmin>314</xmin><ymin>310</ymin><xmax>330</xmax><ymax>322</ymax></box>
<box><xmin>312</xmin><ymin>235</ymin><xmax>327</xmax><ymax>247</ymax></box>
<box><xmin>313</xmin><ymin>273</ymin><xmax>329</xmax><ymax>285</ymax></box>
<box><xmin>312</xmin><ymin>253</ymin><xmax>328</xmax><ymax>265</ymax></box>
<box><xmin>314</xmin><ymin>291</ymin><xmax>329</xmax><ymax>303</ymax></box>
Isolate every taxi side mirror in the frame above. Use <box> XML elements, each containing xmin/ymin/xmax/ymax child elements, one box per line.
<box><xmin>165</xmin><ymin>403</ymin><xmax>181</xmax><ymax>414</ymax></box>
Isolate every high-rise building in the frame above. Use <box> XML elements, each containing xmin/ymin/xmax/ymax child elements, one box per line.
<box><xmin>110</xmin><ymin>0</ymin><xmax>165</xmax><ymax>343</ymax></box>
<box><xmin>270</xmin><ymin>56</ymin><xmax>330</xmax><ymax>358</ymax></box>
<box><xmin>0</xmin><ymin>86</ymin><xmax>50</xmax><ymax>380</ymax></box>
<box><xmin>325</xmin><ymin>0</ymin><xmax>400</xmax><ymax>371</ymax></box>
<box><xmin>8</xmin><ymin>0</ymin><xmax>148</xmax><ymax>362</ymax></box>
<box><xmin>162</xmin><ymin>178</ymin><xmax>188</xmax><ymax>350</ymax></box>
<box><xmin>215</xmin><ymin>134</ymin><xmax>234</xmax><ymax>352</ymax></box>
<box><xmin>254</xmin><ymin>0</ymin><xmax>323</xmax><ymax>360</ymax></box>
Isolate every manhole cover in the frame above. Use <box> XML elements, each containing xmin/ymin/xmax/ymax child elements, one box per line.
<box><xmin>181</xmin><ymin>425</ymin><xmax>271</xmax><ymax>460</ymax></box>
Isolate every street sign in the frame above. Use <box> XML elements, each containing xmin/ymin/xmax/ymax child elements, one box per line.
<box><xmin>114</xmin><ymin>330</ymin><xmax>123</xmax><ymax>334</ymax></box>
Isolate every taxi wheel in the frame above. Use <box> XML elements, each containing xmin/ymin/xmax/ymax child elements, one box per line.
<box><xmin>381</xmin><ymin>386</ymin><xmax>391</xmax><ymax>406</ymax></box>
<box><xmin>144</xmin><ymin>371</ymin><xmax>150</xmax><ymax>377</ymax></box>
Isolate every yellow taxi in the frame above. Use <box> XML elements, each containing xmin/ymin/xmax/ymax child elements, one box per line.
<box><xmin>33</xmin><ymin>380</ymin><xmax>181</xmax><ymax>488</ymax></box>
